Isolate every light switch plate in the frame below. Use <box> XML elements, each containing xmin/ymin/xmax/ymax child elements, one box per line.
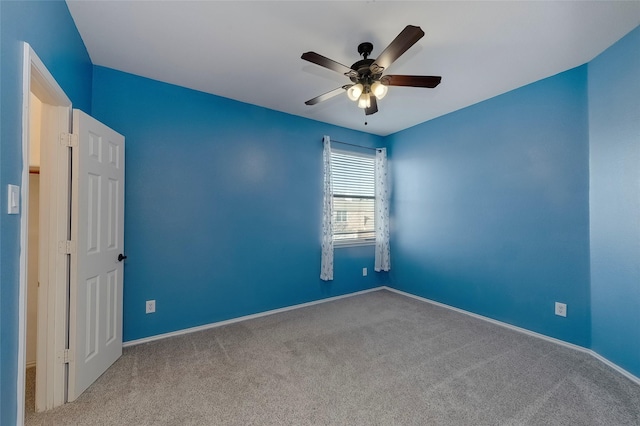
<box><xmin>7</xmin><ymin>185</ymin><xmax>20</xmax><ymax>214</ymax></box>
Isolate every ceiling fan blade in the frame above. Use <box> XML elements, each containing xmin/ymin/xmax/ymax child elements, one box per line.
<box><xmin>383</xmin><ymin>75</ymin><xmax>442</xmax><ymax>88</ymax></box>
<box><xmin>372</xmin><ymin>25</ymin><xmax>425</xmax><ymax>71</ymax></box>
<box><xmin>304</xmin><ymin>86</ymin><xmax>349</xmax><ymax>105</ymax></box>
<box><xmin>301</xmin><ymin>52</ymin><xmax>353</xmax><ymax>75</ymax></box>
<box><xmin>365</xmin><ymin>96</ymin><xmax>378</xmax><ymax>116</ymax></box>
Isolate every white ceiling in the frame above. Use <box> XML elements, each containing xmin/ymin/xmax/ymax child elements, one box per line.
<box><xmin>66</xmin><ymin>1</ymin><xmax>640</xmax><ymax>136</ymax></box>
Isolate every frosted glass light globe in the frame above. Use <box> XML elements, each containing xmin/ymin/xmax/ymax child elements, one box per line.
<box><xmin>371</xmin><ymin>81</ymin><xmax>388</xmax><ymax>100</ymax></box>
<box><xmin>347</xmin><ymin>83</ymin><xmax>364</xmax><ymax>101</ymax></box>
<box><xmin>357</xmin><ymin>93</ymin><xmax>371</xmax><ymax>109</ymax></box>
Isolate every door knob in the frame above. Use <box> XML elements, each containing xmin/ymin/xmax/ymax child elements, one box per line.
<box><xmin>118</xmin><ymin>253</ymin><xmax>127</xmax><ymax>262</ymax></box>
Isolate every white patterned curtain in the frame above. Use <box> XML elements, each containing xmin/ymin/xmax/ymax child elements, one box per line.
<box><xmin>320</xmin><ymin>135</ymin><xmax>334</xmax><ymax>281</ymax></box>
<box><xmin>375</xmin><ymin>148</ymin><xmax>390</xmax><ymax>272</ymax></box>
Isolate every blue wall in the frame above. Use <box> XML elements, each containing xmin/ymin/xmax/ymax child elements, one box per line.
<box><xmin>386</xmin><ymin>66</ymin><xmax>592</xmax><ymax>347</ymax></box>
<box><xmin>91</xmin><ymin>66</ymin><xmax>386</xmax><ymax>342</ymax></box>
<box><xmin>0</xmin><ymin>1</ymin><xmax>93</xmax><ymax>424</ymax></box>
<box><xmin>589</xmin><ymin>26</ymin><xmax>640</xmax><ymax>377</ymax></box>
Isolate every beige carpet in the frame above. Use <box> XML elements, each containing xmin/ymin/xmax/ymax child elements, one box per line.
<box><xmin>26</xmin><ymin>289</ymin><xmax>640</xmax><ymax>425</ymax></box>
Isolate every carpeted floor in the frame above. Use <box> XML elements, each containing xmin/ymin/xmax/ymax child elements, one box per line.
<box><xmin>26</xmin><ymin>289</ymin><xmax>640</xmax><ymax>425</ymax></box>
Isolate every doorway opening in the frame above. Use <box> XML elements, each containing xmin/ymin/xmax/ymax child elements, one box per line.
<box><xmin>18</xmin><ymin>43</ymin><xmax>73</xmax><ymax>424</ymax></box>
<box><xmin>24</xmin><ymin>91</ymin><xmax>43</xmax><ymax>417</ymax></box>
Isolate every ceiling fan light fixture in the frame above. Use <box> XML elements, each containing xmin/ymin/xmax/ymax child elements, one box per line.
<box><xmin>371</xmin><ymin>81</ymin><xmax>388</xmax><ymax>100</ymax></box>
<box><xmin>347</xmin><ymin>83</ymin><xmax>364</xmax><ymax>101</ymax></box>
<box><xmin>357</xmin><ymin>92</ymin><xmax>371</xmax><ymax>109</ymax></box>
<box><xmin>302</xmin><ymin>25</ymin><xmax>440</xmax><ymax>116</ymax></box>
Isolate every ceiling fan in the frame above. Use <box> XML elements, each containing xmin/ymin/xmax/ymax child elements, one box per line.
<box><xmin>301</xmin><ymin>25</ymin><xmax>442</xmax><ymax>116</ymax></box>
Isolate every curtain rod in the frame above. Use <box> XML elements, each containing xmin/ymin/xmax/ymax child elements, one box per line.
<box><xmin>328</xmin><ymin>138</ymin><xmax>381</xmax><ymax>152</ymax></box>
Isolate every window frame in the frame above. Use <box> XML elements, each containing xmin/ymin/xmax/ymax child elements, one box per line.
<box><xmin>331</xmin><ymin>147</ymin><xmax>376</xmax><ymax>248</ymax></box>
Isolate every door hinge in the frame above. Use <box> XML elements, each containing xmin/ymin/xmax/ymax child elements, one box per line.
<box><xmin>60</xmin><ymin>132</ymin><xmax>78</xmax><ymax>147</ymax></box>
<box><xmin>58</xmin><ymin>240</ymin><xmax>76</xmax><ymax>254</ymax></box>
<box><xmin>58</xmin><ymin>349</ymin><xmax>73</xmax><ymax>364</ymax></box>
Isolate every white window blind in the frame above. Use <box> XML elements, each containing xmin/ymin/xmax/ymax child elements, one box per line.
<box><xmin>331</xmin><ymin>149</ymin><xmax>375</xmax><ymax>244</ymax></box>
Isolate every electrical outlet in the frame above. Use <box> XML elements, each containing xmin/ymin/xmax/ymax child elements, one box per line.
<box><xmin>555</xmin><ymin>302</ymin><xmax>567</xmax><ymax>317</ymax></box>
<box><xmin>362</xmin><ymin>267</ymin><xmax>367</xmax><ymax>277</ymax></box>
<box><xmin>146</xmin><ymin>300</ymin><xmax>156</xmax><ymax>314</ymax></box>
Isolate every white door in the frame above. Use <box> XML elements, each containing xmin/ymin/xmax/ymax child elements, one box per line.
<box><xmin>68</xmin><ymin>109</ymin><xmax>125</xmax><ymax>401</ymax></box>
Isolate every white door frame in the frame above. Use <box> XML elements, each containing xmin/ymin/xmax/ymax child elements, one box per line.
<box><xmin>18</xmin><ymin>43</ymin><xmax>72</xmax><ymax>423</ymax></box>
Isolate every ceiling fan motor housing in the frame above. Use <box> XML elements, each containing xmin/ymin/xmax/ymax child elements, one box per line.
<box><xmin>350</xmin><ymin>59</ymin><xmax>375</xmax><ymax>83</ymax></box>
<box><xmin>350</xmin><ymin>43</ymin><xmax>384</xmax><ymax>86</ymax></box>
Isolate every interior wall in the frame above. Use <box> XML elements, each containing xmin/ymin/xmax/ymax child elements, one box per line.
<box><xmin>386</xmin><ymin>66</ymin><xmax>591</xmax><ymax>347</ymax></box>
<box><xmin>90</xmin><ymin>66</ymin><xmax>387</xmax><ymax>342</ymax></box>
<box><xmin>0</xmin><ymin>1</ymin><xmax>92</xmax><ymax>424</ymax></box>
<box><xmin>29</xmin><ymin>94</ymin><xmax>42</xmax><ymax>170</ymax></box>
<box><xmin>588</xmin><ymin>26</ymin><xmax>640</xmax><ymax>378</ymax></box>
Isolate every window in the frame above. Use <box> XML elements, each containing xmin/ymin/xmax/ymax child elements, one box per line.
<box><xmin>331</xmin><ymin>149</ymin><xmax>375</xmax><ymax>245</ymax></box>
<box><xmin>335</xmin><ymin>210</ymin><xmax>348</xmax><ymax>222</ymax></box>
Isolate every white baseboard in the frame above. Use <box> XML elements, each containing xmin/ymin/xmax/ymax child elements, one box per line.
<box><xmin>588</xmin><ymin>349</ymin><xmax>640</xmax><ymax>386</ymax></box>
<box><xmin>383</xmin><ymin>286</ymin><xmax>640</xmax><ymax>386</ymax></box>
<box><xmin>123</xmin><ymin>285</ymin><xmax>639</xmax><ymax>386</ymax></box>
<box><xmin>382</xmin><ymin>287</ymin><xmax>589</xmax><ymax>353</ymax></box>
<box><xmin>123</xmin><ymin>287</ymin><xmax>385</xmax><ymax>347</ymax></box>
